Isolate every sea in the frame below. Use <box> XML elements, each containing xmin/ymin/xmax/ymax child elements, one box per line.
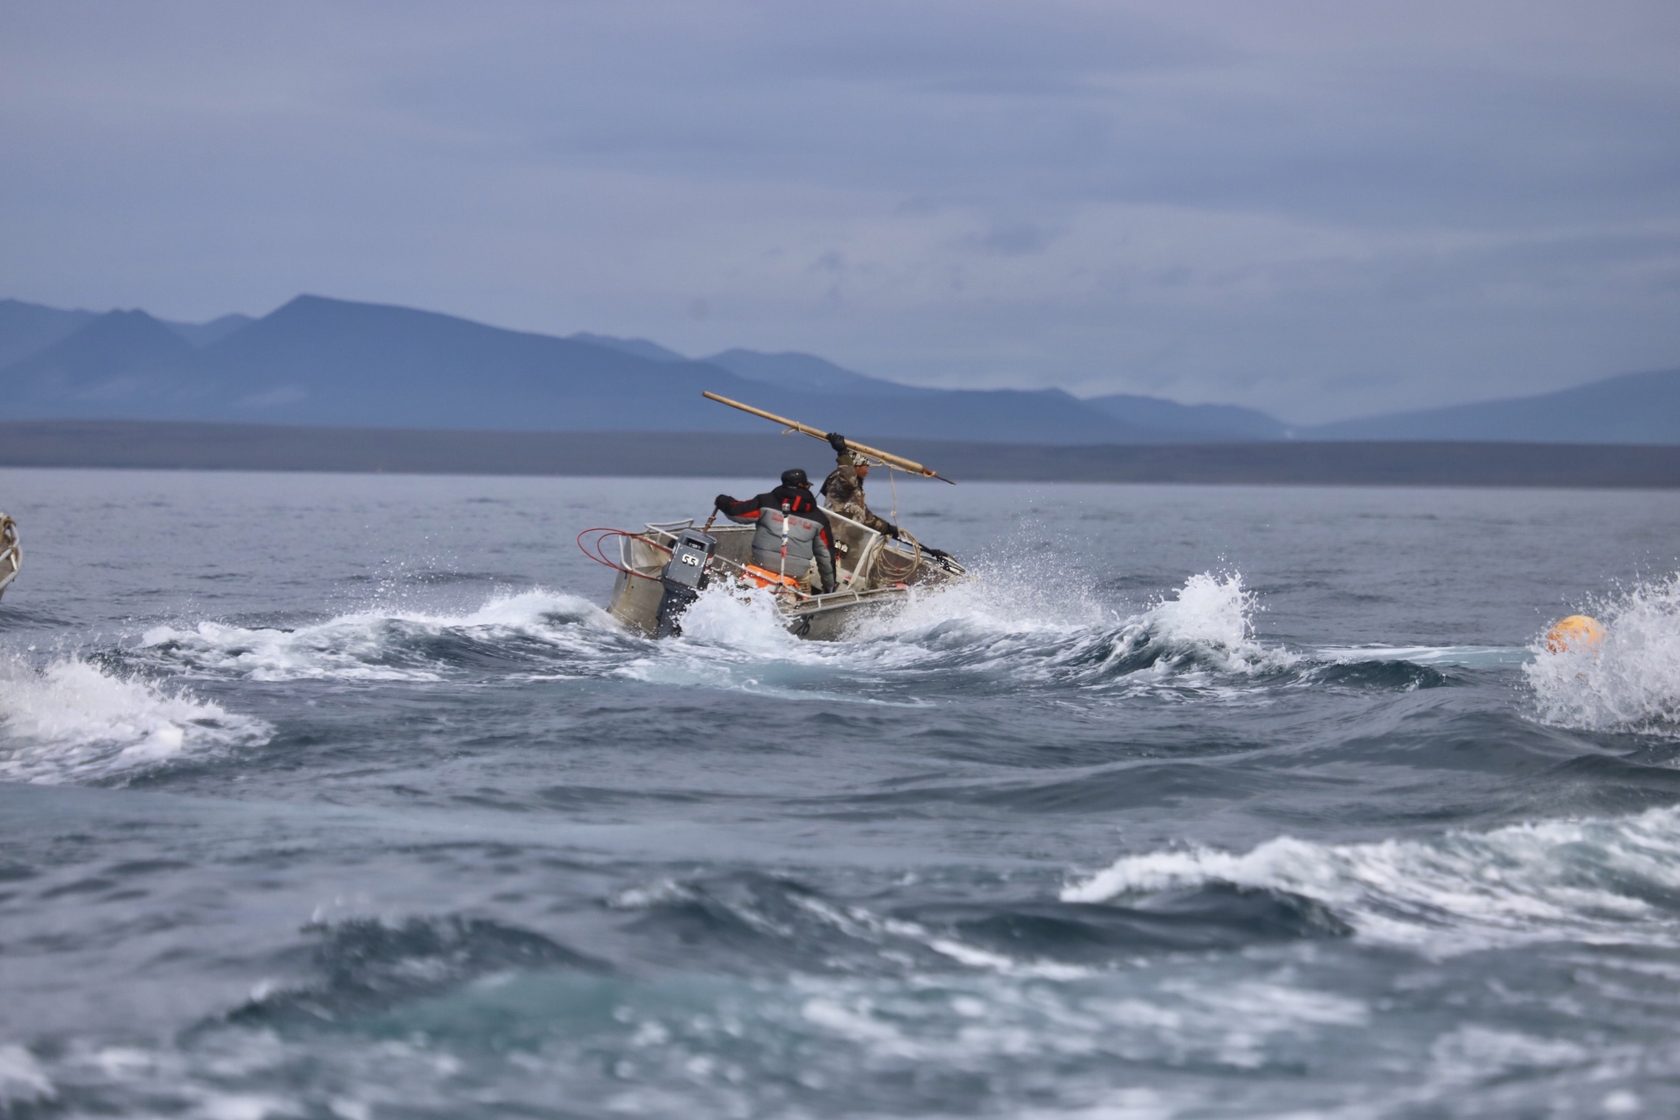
<box><xmin>2</xmin><ymin>466</ymin><xmax>1680</xmax><ymax>1120</ymax></box>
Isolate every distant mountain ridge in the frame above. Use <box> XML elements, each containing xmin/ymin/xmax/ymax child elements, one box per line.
<box><xmin>0</xmin><ymin>294</ymin><xmax>1260</xmax><ymax>443</ymax></box>
<box><xmin>1305</xmin><ymin>367</ymin><xmax>1680</xmax><ymax>444</ymax></box>
<box><xmin>702</xmin><ymin>348</ymin><xmax>925</xmax><ymax>397</ymax></box>
<box><xmin>3</xmin><ymin>293</ymin><xmax>1676</xmax><ymax>444</ymax></box>
<box><xmin>1084</xmin><ymin>393</ymin><xmax>1289</xmax><ymax>441</ymax></box>
<box><xmin>0</xmin><ymin>299</ymin><xmax>100</xmax><ymax>367</ymax></box>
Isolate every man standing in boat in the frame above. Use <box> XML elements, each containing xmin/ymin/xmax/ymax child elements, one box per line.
<box><xmin>713</xmin><ymin>470</ymin><xmax>840</xmax><ymax>595</ymax></box>
<box><xmin>821</xmin><ymin>432</ymin><xmax>899</xmax><ymax>539</ymax></box>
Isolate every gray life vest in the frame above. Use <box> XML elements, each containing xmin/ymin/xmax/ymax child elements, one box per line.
<box><xmin>750</xmin><ymin>504</ymin><xmax>824</xmax><ymax>573</ymax></box>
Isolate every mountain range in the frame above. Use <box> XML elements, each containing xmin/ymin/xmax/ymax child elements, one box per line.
<box><xmin>3</xmin><ymin>295</ymin><xmax>1676</xmax><ymax>444</ymax></box>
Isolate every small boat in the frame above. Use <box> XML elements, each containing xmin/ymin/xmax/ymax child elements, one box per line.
<box><xmin>582</xmin><ymin>510</ymin><xmax>965</xmax><ymax>640</ymax></box>
<box><xmin>0</xmin><ymin>514</ymin><xmax>19</xmax><ymax>600</ymax></box>
<box><xmin>580</xmin><ymin>393</ymin><xmax>967</xmax><ymax>640</ymax></box>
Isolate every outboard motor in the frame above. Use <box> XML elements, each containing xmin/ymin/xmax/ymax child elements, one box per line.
<box><xmin>654</xmin><ymin>528</ymin><xmax>716</xmax><ymax>638</ymax></box>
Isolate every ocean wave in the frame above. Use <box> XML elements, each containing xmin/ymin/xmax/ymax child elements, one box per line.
<box><xmin>605</xmin><ymin>869</ymin><xmax>1344</xmax><ymax>978</ymax></box>
<box><xmin>228</xmin><ymin>914</ymin><xmax>608</xmax><ymax>1028</ymax></box>
<box><xmin>842</xmin><ymin>570</ymin><xmax>1298</xmax><ymax>691</ymax></box>
<box><xmin>609</xmin><ymin>569</ymin><xmax>1467</xmax><ymax>708</ymax></box>
<box><xmin>137</xmin><ymin>590</ymin><xmax>624</xmax><ymax>682</ymax></box>
<box><xmin>1062</xmin><ymin>803</ymin><xmax>1680</xmax><ymax>954</ymax></box>
<box><xmin>1298</xmin><ymin>658</ymin><xmax>1454</xmax><ymax>690</ymax></box>
<box><xmin>0</xmin><ymin>655</ymin><xmax>271</xmax><ymax>785</ymax></box>
<box><xmin>1524</xmin><ymin>572</ymin><xmax>1680</xmax><ymax>736</ymax></box>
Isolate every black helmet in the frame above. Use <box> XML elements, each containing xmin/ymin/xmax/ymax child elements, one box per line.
<box><xmin>780</xmin><ymin>468</ymin><xmax>810</xmax><ymax>488</ymax></box>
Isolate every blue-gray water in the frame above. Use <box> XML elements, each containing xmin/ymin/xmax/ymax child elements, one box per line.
<box><xmin>3</xmin><ymin>468</ymin><xmax>1680</xmax><ymax>1119</ymax></box>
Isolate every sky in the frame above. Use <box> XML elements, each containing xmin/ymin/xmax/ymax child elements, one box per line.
<box><xmin>3</xmin><ymin>1</ymin><xmax>1678</xmax><ymax>423</ymax></box>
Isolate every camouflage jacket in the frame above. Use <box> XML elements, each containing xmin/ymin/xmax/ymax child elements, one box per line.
<box><xmin>821</xmin><ymin>454</ymin><xmax>895</xmax><ymax>536</ymax></box>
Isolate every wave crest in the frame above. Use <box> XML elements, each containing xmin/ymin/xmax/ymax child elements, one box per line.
<box><xmin>139</xmin><ymin>590</ymin><xmax>621</xmax><ymax>682</ymax></box>
<box><xmin>1063</xmin><ymin>804</ymin><xmax>1680</xmax><ymax>954</ymax></box>
<box><xmin>0</xmin><ymin>656</ymin><xmax>271</xmax><ymax>784</ymax></box>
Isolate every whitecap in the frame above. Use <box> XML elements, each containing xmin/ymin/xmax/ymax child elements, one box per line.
<box><xmin>139</xmin><ymin>589</ymin><xmax>619</xmax><ymax>682</ymax></box>
<box><xmin>1063</xmin><ymin>804</ymin><xmax>1680</xmax><ymax>955</ymax></box>
<box><xmin>0</xmin><ymin>655</ymin><xmax>271</xmax><ymax>784</ymax></box>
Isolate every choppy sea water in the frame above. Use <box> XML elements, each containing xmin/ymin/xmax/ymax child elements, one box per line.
<box><xmin>2</xmin><ymin>467</ymin><xmax>1680</xmax><ymax>1119</ymax></box>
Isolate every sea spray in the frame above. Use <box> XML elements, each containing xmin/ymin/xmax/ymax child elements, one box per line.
<box><xmin>0</xmin><ymin>655</ymin><xmax>271</xmax><ymax>784</ymax></box>
<box><xmin>1147</xmin><ymin>570</ymin><xmax>1256</xmax><ymax>648</ymax></box>
<box><xmin>1524</xmin><ymin>572</ymin><xmax>1680</xmax><ymax>735</ymax></box>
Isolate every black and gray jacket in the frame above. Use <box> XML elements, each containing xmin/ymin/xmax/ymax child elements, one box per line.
<box><xmin>716</xmin><ymin>485</ymin><xmax>838</xmax><ymax>592</ymax></box>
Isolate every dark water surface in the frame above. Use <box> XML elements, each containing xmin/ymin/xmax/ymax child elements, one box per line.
<box><xmin>3</xmin><ymin>468</ymin><xmax>1679</xmax><ymax>1118</ymax></box>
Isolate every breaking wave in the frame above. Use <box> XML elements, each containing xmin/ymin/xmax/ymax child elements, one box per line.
<box><xmin>0</xmin><ymin>655</ymin><xmax>271</xmax><ymax>784</ymax></box>
<box><xmin>228</xmin><ymin>914</ymin><xmax>608</xmax><ymax>1028</ymax></box>
<box><xmin>137</xmin><ymin>590</ymin><xmax>625</xmax><ymax>682</ymax></box>
<box><xmin>860</xmin><ymin>570</ymin><xmax>1282</xmax><ymax>672</ymax></box>
<box><xmin>609</xmin><ymin>568</ymin><xmax>1469</xmax><ymax>708</ymax></box>
<box><xmin>1063</xmin><ymin>803</ymin><xmax>1680</xmax><ymax>955</ymax></box>
<box><xmin>1524</xmin><ymin>572</ymin><xmax>1680</xmax><ymax>736</ymax></box>
<box><xmin>607</xmin><ymin>868</ymin><xmax>1347</xmax><ymax>977</ymax></box>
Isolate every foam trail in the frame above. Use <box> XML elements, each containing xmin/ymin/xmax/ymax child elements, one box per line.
<box><xmin>1317</xmin><ymin>645</ymin><xmax>1528</xmax><ymax>670</ymax></box>
<box><xmin>1063</xmin><ymin>805</ymin><xmax>1680</xmax><ymax>954</ymax></box>
<box><xmin>141</xmin><ymin>589</ymin><xmax>618</xmax><ymax>682</ymax></box>
<box><xmin>1524</xmin><ymin>572</ymin><xmax>1680</xmax><ymax>734</ymax></box>
<box><xmin>0</xmin><ymin>656</ymin><xmax>271</xmax><ymax>784</ymax></box>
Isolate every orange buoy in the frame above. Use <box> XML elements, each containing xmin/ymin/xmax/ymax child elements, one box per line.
<box><xmin>1545</xmin><ymin>614</ymin><xmax>1605</xmax><ymax>653</ymax></box>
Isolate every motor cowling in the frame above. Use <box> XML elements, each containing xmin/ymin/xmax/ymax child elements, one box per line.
<box><xmin>654</xmin><ymin>528</ymin><xmax>716</xmax><ymax>637</ymax></box>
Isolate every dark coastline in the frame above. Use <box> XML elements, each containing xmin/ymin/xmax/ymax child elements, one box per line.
<box><xmin>2</xmin><ymin>419</ymin><xmax>1678</xmax><ymax>488</ymax></box>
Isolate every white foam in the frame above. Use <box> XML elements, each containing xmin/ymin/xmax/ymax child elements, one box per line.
<box><xmin>0</xmin><ymin>656</ymin><xmax>272</xmax><ymax>784</ymax></box>
<box><xmin>1524</xmin><ymin>572</ymin><xmax>1680</xmax><ymax>734</ymax></box>
<box><xmin>850</xmin><ymin>556</ymin><xmax>1111</xmax><ymax>642</ymax></box>
<box><xmin>672</xmin><ymin>584</ymin><xmax>812</xmax><ymax>656</ymax></box>
<box><xmin>0</xmin><ymin>1045</ymin><xmax>54</xmax><ymax>1108</ymax></box>
<box><xmin>846</xmin><ymin>568</ymin><xmax>1288</xmax><ymax>690</ymax></box>
<box><xmin>1145</xmin><ymin>571</ymin><xmax>1254</xmax><ymax>650</ymax></box>
<box><xmin>1063</xmin><ymin>804</ymin><xmax>1680</xmax><ymax>954</ymax></box>
<box><xmin>1318</xmin><ymin>644</ymin><xmax>1529</xmax><ymax>669</ymax></box>
<box><xmin>1134</xmin><ymin>570</ymin><xmax>1294</xmax><ymax>678</ymax></box>
<box><xmin>140</xmin><ymin>589</ymin><xmax>616</xmax><ymax>682</ymax></box>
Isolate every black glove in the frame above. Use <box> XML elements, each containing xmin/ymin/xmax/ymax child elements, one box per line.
<box><xmin>883</xmin><ymin>522</ymin><xmax>900</xmax><ymax>539</ymax></box>
<box><xmin>826</xmin><ymin>432</ymin><xmax>848</xmax><ymax>454</ymax></box>
<box><xmin>714</xmin><ymin>494</ymin><xmax>734</xmax><ymax>511</ymax></box>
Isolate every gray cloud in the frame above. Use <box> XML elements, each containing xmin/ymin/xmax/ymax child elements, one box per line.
<box><xmin>2</xmin><ymin>0</ymin><xmax>1677</xmax><ymax>422</ymax></box>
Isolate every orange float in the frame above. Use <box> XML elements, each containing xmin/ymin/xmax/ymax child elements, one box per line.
<box><xmin>1545</xmin><ymin>614</ymin><xmax>1605</xmax><ymax>653</ymax></box>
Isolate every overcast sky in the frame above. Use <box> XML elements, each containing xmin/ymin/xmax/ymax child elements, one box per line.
<box><xmin>4</xmin><ymin>1</ymin><xmax>1677</xmax><ymax>422</ymax></box>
